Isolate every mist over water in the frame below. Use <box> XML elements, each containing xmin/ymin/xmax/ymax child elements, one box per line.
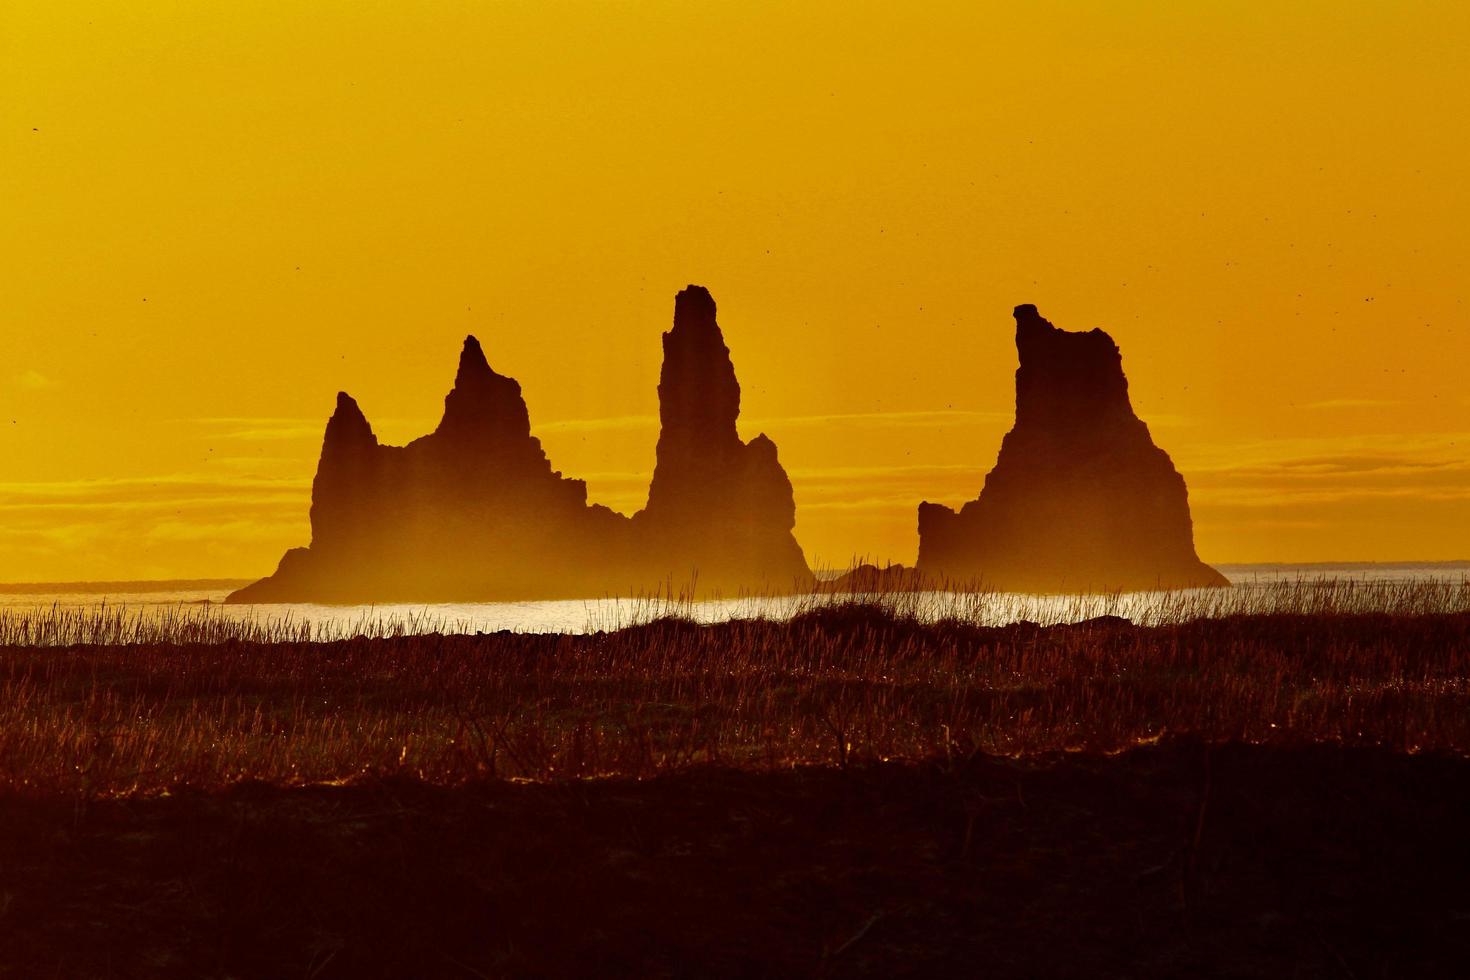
<box><xmin>1</xmin><ymin>565</ymin><xmax>1466</xmax><ymax>643</ymax></box>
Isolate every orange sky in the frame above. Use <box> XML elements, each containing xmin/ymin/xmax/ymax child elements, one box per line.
<box><xmin>2</xmin><ymin>0</ymin><xmax>1468</xmax><ymax>581</ymax></box>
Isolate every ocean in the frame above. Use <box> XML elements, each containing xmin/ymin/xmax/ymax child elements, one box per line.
<box><xmin>0</xmin><ymin>563</ymin><xmax>1466</xmax><ymax>641</ymax></box>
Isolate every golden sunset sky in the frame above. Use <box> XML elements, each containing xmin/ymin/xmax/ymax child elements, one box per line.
<box><xmin>2</xmin><ymin>1</ymin><xmax>1468</xmax><ymax>581</ymax></box>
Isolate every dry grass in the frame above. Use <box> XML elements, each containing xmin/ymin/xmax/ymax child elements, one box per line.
<box><xmin>0</xmin><ymin>579</ymin><xmax>1467</xmax><ymax>798</ymax></box>
<box><xmin>6</xmin><ymin>580</ymin><xmax>1468</xmax><ymax>978</ymax></box>
<box><xmin>4</xmin><ymin>575</ymin><xmax>1469</xmax><ymax>645</ymax></box>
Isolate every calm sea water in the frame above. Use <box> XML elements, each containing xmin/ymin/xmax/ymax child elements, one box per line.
<box><xmin>1</xmin><ymin>564</ymin><xmax>1466</xmax><ymax>639</ymax></box>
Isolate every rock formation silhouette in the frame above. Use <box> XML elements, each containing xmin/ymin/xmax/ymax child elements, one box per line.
<box><xmin>228</xmin><ymin>287</ymin><xmax>811</xmax><ymax>603</ymax></box>
<box><xmin>228</xmin><ymin>337</ymin><xmax>630</xmax><ymax>602</ymax></box>
<box><xmin>631</xmin><ymin>286</ymin><xmax>811</xmax><ymax>594</ymax></box>
<box><xmin>914</xmin><ymin>305</ymin><xmax>1227</xmax><ymax>592</ymax></box>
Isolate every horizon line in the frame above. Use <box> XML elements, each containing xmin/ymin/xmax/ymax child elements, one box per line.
<box><xmin>3</xmin><ymin>561</ymin><xmax>1469</xmax><ymax>594</ymax></box>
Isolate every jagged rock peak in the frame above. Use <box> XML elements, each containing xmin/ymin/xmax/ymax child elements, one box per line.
<box><xmin>914</xmin><ymin>303</ymin><xmax>1226</xmax><ymax>592</ymax></box>
<box><xmin>1011</xmin><ymin>304</ymin><xmax>1130</xmax><ymax>432</ymax></box>
<box><xmin>672</xmin><ymin>284</ymin><xmax>718</xmax><ymax>332</ymax></box>
<box><xmin>1013</xmin><ymin>303</ymin><xmax>1115</xmax><ymax>351</ymax></box>
<box><xmin>435</xmin><ymin>333</ymin><xmax>532</xmax><ymax>444</ymax></box>
<box><xmin>333</xmin><ymin>390</ymin><xmax>365</xmax><ymax>419</ymax></box>
<box><xmin>324</xmin><ymin>392</ymin><xmax>376</xmax><ymax>450</ymax></box>
<box><xmin>455</xmin><ymin>334</ymin><xmax>491</xmax><ymax>385</ymax></box>
<box><xmin>657</xmin><ymin>284</ymin><xmax>739</xmax><ymax>440</ymax></box>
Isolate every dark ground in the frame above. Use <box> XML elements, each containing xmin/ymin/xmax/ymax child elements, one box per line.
<box><xmin>2</xmin><ymin>739</ymin><xmax>1467</xmax><ymax>979</ymax></box>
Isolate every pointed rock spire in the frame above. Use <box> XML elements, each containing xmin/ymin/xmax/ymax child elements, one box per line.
<box><xmin>434</xmin><ymin>334</ymin><xmax>534</xmax><ymax>448</ymax></box>
<box><xmin>655</xmin><ymin>285</ymin><xmax>741</xmax><ymax>446</ymax></box>
<box><xmin>455</xmin><ymin>335</ymin><xmax>491</xmax><ymax>387</ymax></box>
<box><xmin>638</xmin><ymin>285</ymin><xmax>811</xmax><ymax>591</ymax></box>
<box><xmin>321</xmin><ymin>392</ymin><xmax>377</xmax><ymax>458</ymax></box>
<box><xmin>310</xmin><ymin>392</ymin><xmax>381</xmax><ymax>554</ymax></box>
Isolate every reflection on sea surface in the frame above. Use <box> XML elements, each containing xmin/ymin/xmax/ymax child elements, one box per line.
<box><xmin>0</xmin><ymin>565</ymin><xmax>1466</xmax><ymax>644</ymax></box>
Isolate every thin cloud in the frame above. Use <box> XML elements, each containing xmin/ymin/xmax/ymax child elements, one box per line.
<box><xmin>0</xmin><ymin>476</ymin><xmax>307</xmax><ymax>517</ymax></box>
<box><xmin>1195</xmin><ymin>486</ymin><xmax>1470</xmax><ymax>508</ymax></box>
<box><xmin>190</xmin><ymin>416</ymin><xmax>323</xmax><ymax>426</ymax></box>
<box><xmin>1177</xmin><ymin>433</ymin><xmax>1470</xmax><ymax>519</ymax></box>
<box><xmin>186</xmin><ymin>416</ymin><xmax>433</xmax><ymax>444</ymax></box>
<box><xmin>535</xmin><ymin>414</ymin><xmax>659</xmax><ymax>434</ymax></box>
<box><xmin>11</xmin><ymin>370</ymin><xmax>55</xmax><ymax>391</ymax></box>
<box><xmin>218</xmin><ymin>425</ymin><xmax>325</xmax><ymax>442</ymax></box>
<box><xmin>788</xmin><ymin>462</ymin><xmax>979</xmax><ymax>481</ymax></box>
<box><xmin>749</xmin><ymin>409</ymin><xmax>1008</xmax><ymax>429</ymax></box>
<box><xmin>1302</xmin><ymin>399</ymin><xmax>1403</xmax><ymax>410</ymax></box>
<box><xmin>0</xmin><ymin>476</ymin><xmax>310</xmax><ymax>581</ymax></box>
<box><xmin>534</xmin><ymin>408</ymin><xmax>1009</xmax><ymax>436</ymax></box>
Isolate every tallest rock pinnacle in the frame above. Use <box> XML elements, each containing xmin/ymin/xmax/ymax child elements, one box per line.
<box><xmin>651</xmin><ymin>285</ymin><xmax>742</xmax><ymax>477</ymax></box>
<box><xmin>635</xmin><ymin>285</ymin><xmax>812</xmax><ymax>592</ymax></box>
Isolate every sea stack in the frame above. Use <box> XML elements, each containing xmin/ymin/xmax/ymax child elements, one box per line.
<box><xmin>632</xmin><ymin>286</ymin><xmax>812</xmax><ymax>594</ymax></box>
<box><xmin>229</xmin><ymin>336</ymin><xmax>630</xmax><ymax>603</ymax></box>
<box><xmin>228</xmin><ymin>286</ymin><xmax>812</xmax><ymax>603</ymax></box>
<box><xmin>915</xmin><ymin>305</ymin><xmax>1227</xmax><ymax>592</ymax></box>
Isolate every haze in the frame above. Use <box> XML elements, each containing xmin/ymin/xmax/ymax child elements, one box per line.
<box><xmin>3</xmin><ymin>0</ymin><xmax>1467</xmax><ymax>581</ymax></box>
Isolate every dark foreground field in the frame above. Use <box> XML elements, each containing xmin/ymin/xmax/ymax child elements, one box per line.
<box><xmin>2</xmin><ymin>594</ymin><xmax>1469</xmax><ymax>976</ymax></box>
<box><xmin>3</xmin><ymin>740</ymin><xmax>1468</xmax><ymax>978</ymax></box>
